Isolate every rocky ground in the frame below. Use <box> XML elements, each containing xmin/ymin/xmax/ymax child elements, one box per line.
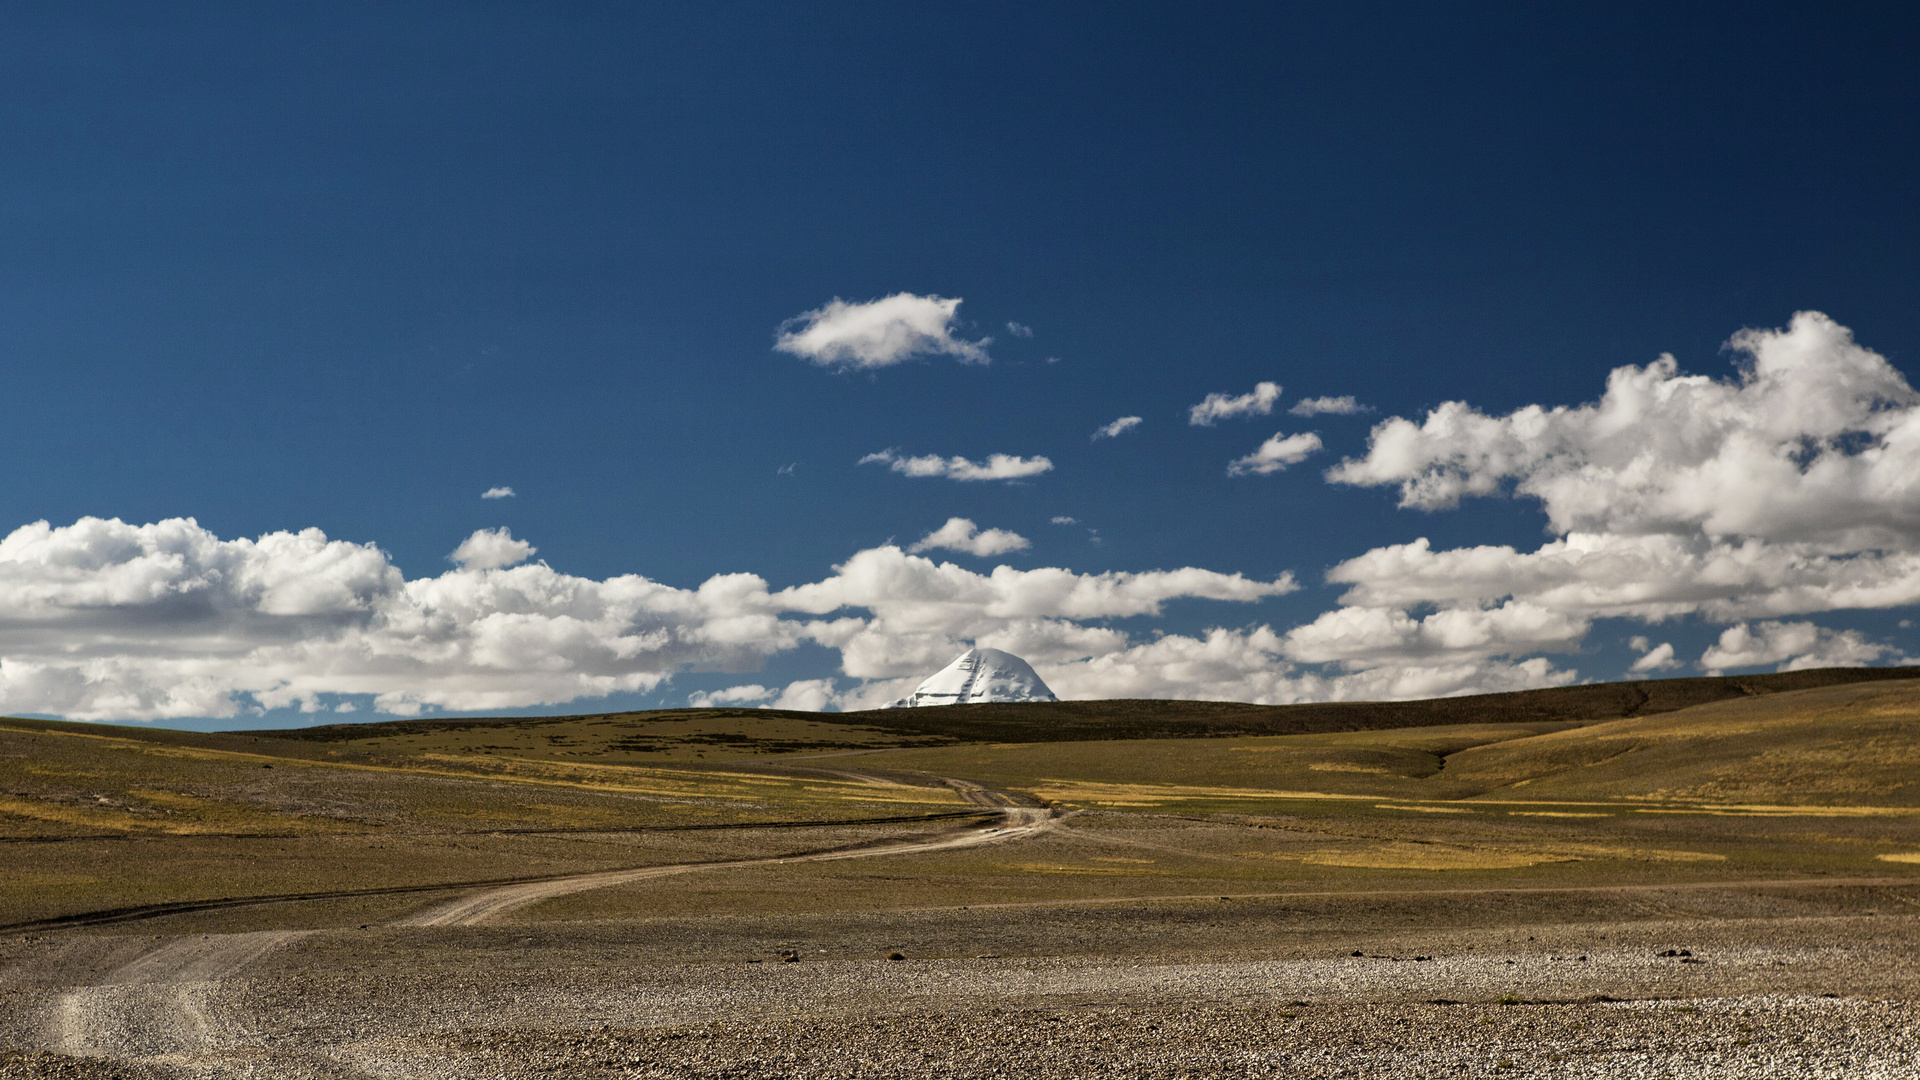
<box><xmin>428</xmin><ymin>996</ymin><xmax>1915</xmax><ymax>1080</ymax></box>
<box><xmin>4</xmin><ymin>908</ymin><xmax>1917</xmax><ymax>1078</ymax></box>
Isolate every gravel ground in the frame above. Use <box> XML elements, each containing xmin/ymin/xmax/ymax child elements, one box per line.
<box><xmin>6</xmin><ymin>936</ymin><xmax>1917</xmax><ymax>1079</ymax></box>
<box><xmin>417</xmin><ymin>996</ymin><xmax>1918</xmax><ymax>1080</ymax></box>
<box><xmin>10</xmin><ymin>993</ymin><xmax>1912</xmax><ymax>1080</ymax></box>
<box><xmin>5</xmin><ymin>900</ymin><xmax>1918</xmax><ymax>1078</ymax></box>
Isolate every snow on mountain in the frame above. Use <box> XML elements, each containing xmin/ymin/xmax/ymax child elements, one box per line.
<box><xmin>886</xmin><ymin>647</ymin><xmax>1058</xmax><ymax>708</ymax></box>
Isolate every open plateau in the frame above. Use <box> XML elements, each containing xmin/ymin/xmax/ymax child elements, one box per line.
<box><xmin>4</xmin><ymin>667</ymin><xmax>1920</xmax><ymax>1078</ymax></box>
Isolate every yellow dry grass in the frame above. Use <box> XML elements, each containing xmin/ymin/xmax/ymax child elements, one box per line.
<box><xmin>1303</xmin><ymin>844</ymin><xmax>1571</xmax><ymax>870</ymax></box>
<box><xmin>1000</xmin><ymin>861</ymin><xmax>1177</xmax><ymax>876</ymax></box>
<box><xmin>1447</xmin><ymin>679</ymin><xmax>1920</xmax><ymax>804</ymax></box>
<box><xmin>0</xmin><ymin>794</ymin><xmax>162</xmax><ymax>833</ymax></box>
<box><xmin>1031</xmin><ymin>780</ymin><xmax>1373</xmax><ymax>805</ymax></box>
<box><xmin>1237</xmin><ymin>840</ymin><xmax>1722</xmax><ymax>871</ymax></box>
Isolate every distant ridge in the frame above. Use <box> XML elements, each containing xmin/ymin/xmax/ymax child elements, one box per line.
<box><xmin>237</xmin><ymin>665</ymin><xmax>1920</xmax><ymax>745</ymax></box>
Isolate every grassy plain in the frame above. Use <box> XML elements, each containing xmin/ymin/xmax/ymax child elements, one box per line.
<box><xmin>6</xmin><ymin>669</ymin><xmax>1920</xmax><ymax>1077</ymax></box>
<box><xmin>2</xmin><ymin>669</ymin><xmax>1917</xmax><ymax>930</ymax></box>
<box><xmin>0</xmin><ymin>715</ymin><xmax>966</xmax><ymax>928</ymax></box>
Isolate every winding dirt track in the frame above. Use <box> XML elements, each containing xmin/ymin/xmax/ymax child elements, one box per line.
<box><xmin>403</xmin><ymin>804</ymin><xmax>1055</xmax><ymax>927</ymax></box>
<box><xmin>41</xmin><ymin>795</ymin><xmax>1057</xmax><ymax>1072</ymax></box>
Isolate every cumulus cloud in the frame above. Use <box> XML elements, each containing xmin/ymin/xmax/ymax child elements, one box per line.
<box><xmin>1290</xmin><ymin>396</ymin><xmax>1367</xmax><ymax>417</ymax></box>
<box><xmin>771</xmin><ymin>679</ymin><xmax>839</xmax><ymax>711</ymax></box>
<box><xmin>859</xmin><ymin>450</ymin><xmax>1053</xmax><ymax>482</ymax></box>
<box><xmin>1034</xmin><ymin>627</ymin><xmax>1575</xmax><ymax>705</ymax></box>
<box><xmin>1006</xmin><ymin>321</ymin><xmax>1034</xmax><ymax>338</ymax></box>
<box><xmin>1092</xmin><ymin>416</ymin><xmax>1143</xmax><ymax>441</ymax></box>
<box><xmin>1189</xmin><ymin>382</ymin><xmax>1281</xmax><ymax>426</ymax></box>
<box><xmin>1698</xmin><ymin>621</ymin><xmax>1898</xmax><ymax>674</ymax></box>
<box><xmin>908</xmin><ymin>518</ymin><xmax>1031</xmax><ymax>558</ymax></box>
<box><xmin>481</xmin><ymin>487</ymin><xmax>515</xmax><ymax>499</ymax></box>
<box><xmin>0</xmin><ymin>518</ymin><xmax>1302</xmax><ymax>721</ymax></box>
<box><xmin>1281</xmin><ymin>601</ymin><xmax>1588</xmax><ymax>668</ymax></box>
<box><xmin>687</xmin><ymin>684</ymin><xmax>776</xmax><ymax>707</ymax></box>
<box><xmin>775</xmin><ymin>293</ymin><xmax>990</xmax><ymax>370</ymax></box>
<box><xmin>1227</xmin><ymin>432</ymin><xmax>1324</xmax><ymax>476</ymax></box>
<box><xmin>449</xmin><ymin>528</ymin><xmax>537</xmax><ymax>570</ymax></box>
<box><xmin>1327</xmin><ymin>312</ymin><xmax>1920</xmax><ymax>547</ymax></box>
<box><xmin>1050</xmin><ymin>516</ymin><xmax>1078</xmax><ymax>526</ymax></box>
<box><xmin>1629</xmin><ymin>639</ymin><xmax>1680</xmax><ymax>672</ymax></box>
<box><xmin>1320</xmin><ymin>533</ymin><xmax>1920</xmax><ymax>624</ymax></box>
<box><xmin>1297</xmin><ymin>313</ymin><xmax>1920</xmax><ymax>687</ymax></box>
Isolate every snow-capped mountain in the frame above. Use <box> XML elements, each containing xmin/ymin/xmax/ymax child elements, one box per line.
<box><xmin>886</xmin><ymin>647</ymin><xmax>1058</xmax><ymax>708</ymax></box>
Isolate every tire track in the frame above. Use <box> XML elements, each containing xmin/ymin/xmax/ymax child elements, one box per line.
<box><xmin>0</xmin><ymin>809</ymin><xmax>997</xmax><ymax>934</ymax></box>
<box><xmin>38</xmin><ymin>795</ymin><xmax>1057</xmax><ymax>1073</ymax></box>
<box><xmin>404</xmin><ymin>801</ymin><xmax>1055</xmax><ymax>927</ymax></box>
<box><xmin>52</xmin><ymin>929</ymin><xmax>311</xmax><ymax>1063</ymax></box>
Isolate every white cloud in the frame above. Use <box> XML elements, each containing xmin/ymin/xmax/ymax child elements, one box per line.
<box><xmin>775</xmin><ymin>293</ymin><xmax>990</xmax><ymax>370</ymax></box>
<box><xmin>1092</xmin><ymin>416</ymin><xmax>1143</xmax><ymax>441</ymax></box>
<box><xmin>771</xmin><ymin>679</ymin><xmax>839</xmax><ymax>711</ymax></box>
<box><xmin>1036</xmin><ymin>628</ymin><xmax>1574</xmax><ymax>705</ymax></box>
<box><xmin>775</xmin><ymin>546</ymin><xmax>1296</xmax><ymax>630</ymax></box>
<box><xmin>687</xmin><ymin>684</ymin><xmax>776</xmax><ymax>707</ymax></box>
<box><xmin>1281</xmin><ymin>602</ymin><xmax>1589</xmax><ymax>667</ymax></box>
<box><xmin>1293</xmin><ymin>313</ymin><xmax>1920</xmax><ymax>688</ymax></box>
<box><xmin>1189</xmin><ymin>382</ymin><xmax>1281</xmax><ymax>426</ymax></box>
<box><xmin>1322</xmin><ymin>533</ymin><xmax>1920</xmax><ymax>623</ymax></box>
<box><xmin>1699</xmin><ymin>620</ymin><xmax>1897</xmax><ymax>673</ymax></box>
<box><xmin>0</xmin><ymin>518</ymin><xmax>1299</xmax><ymax>721</ymax></box>
<box><xmin>859</xmin><ymin>450</ymin><xmax>1053</xmax><ymax>482</ymax></box>
<box><xmin>481</xmin><ymin>486</ymin><xmax>515</xmax><ymax>500</ymax></box>
<box><xmin>1290</xmin><ymin>396</ymin><xmax>1367</xmax><ymax>417</ymax></box>
<box><xmin>1006</xmin><ymin>321</ymin><xmax>1034</xmax><ymax>338</ymax></box>
<box><xmin>1629</xmin><ymin>641</ymin><xmax>1679</xmax><ymax>672</ymax></box>
<box><xmin>1326</xmin><ymin>311</ymin><xmax>1920</xmax><ymax>548</ymax></box>
<box><xmin>907</xmin><ymin>518</ymin><xmax>1031</xmax><ymax>558</ymax></box>
<box><xmin>449</xmin><ymin>528</ymin><xmax>537</xmax><ymax>571</ymax></box>
<box><xmin>1050</xmin><ymin>516</ymin><xmax>1078</xmax><ymax>525</ymax></box>
<box><xmin>1227</xmin><ymin>432</ymin><xmax>1324</xmax><ymax>476</ymax></box>
<box><xmin>777</xmin><ymin>463</ymin><xmax>797</xmax><ymax>476</ymax></box>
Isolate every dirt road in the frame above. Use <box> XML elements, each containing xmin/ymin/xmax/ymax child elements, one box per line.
<box><xmin>32</xmin><ymin>799</ymin><xmax>1057</xmax><ymax>1074</ymax></box>
<box><xmin>402</xmin><ymin>804</ymin><xmax>1054</xmax><ymax>927</ymax></box>
<box><xmin>50</xmin><ymin>929</ymin><xmax>310</xmax><ymax>1064</ymax></box>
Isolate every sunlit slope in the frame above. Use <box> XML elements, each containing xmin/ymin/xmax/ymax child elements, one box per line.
<box><xmin>1445</xmin><ymin>679</ymin><xmax>1920</xmax><ymax>805</ymax></box>
<box><xmin>0</xmin><ymin>716</ymin><xmax>960</xmax><ymax>840</ymax></box>
<box><xmin>875</xmin><ymin>723</ymin><xmax>1574</xmax><ymax>804</ymax></box>
<box><xmin>874</xmin><ymin>680</ymin><xmax>1920</xmax><ymax>811</ymax></box>
<box><xmin>0</xmin><ymin>717</ymin><xmax>966</xmax><ymax>926</ymax></box>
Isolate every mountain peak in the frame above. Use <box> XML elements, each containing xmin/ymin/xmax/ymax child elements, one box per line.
<box><xmin>886</xmin><ymin>647</ymin><xmax>1057</xmax><ymax>708</ymax></box>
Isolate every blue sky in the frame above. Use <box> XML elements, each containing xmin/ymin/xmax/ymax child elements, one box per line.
<box><xmin>4</xmin><ymin>3</ymin><xmax>1919</xmax><ymax>728</ymax></box>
